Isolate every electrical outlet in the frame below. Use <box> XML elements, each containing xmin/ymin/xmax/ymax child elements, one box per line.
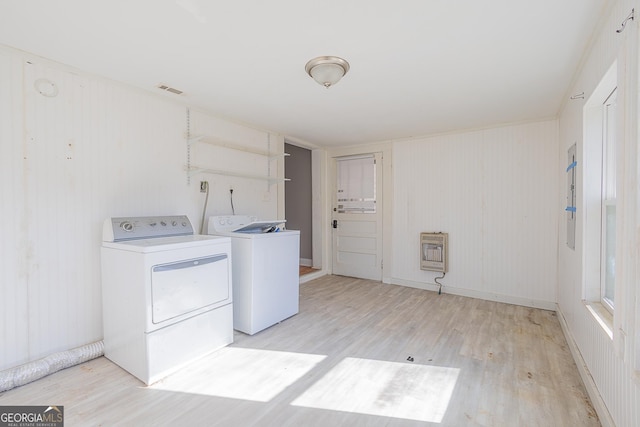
<box><xmin>200</xmin><ymin>181</ymin><xmax>208</xmax><ymax>193</ymax></box>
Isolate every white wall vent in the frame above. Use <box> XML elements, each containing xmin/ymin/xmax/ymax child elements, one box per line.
<box><xmin>156</xmin><ymin>84</ymin><xmax>184</xmax><ymax>95</ymax></box>
<box><xmin>420</xmin><ymin>232</ymin><xmax>448</xmax><ymax>273</ymax></box>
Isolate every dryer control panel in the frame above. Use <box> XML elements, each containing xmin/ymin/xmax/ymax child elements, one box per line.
<box><xmin>103</xmin><ymin>215</ymin><xmax>194</xmax><ymax>242</ymax></box>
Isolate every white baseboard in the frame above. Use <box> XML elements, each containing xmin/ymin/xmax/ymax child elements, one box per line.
<box><xmin>389</xmin><ymin>277</ymin><xmax>557</xmax><ymax>311</ymax></box>
<box><xmin>556</xmin><ymin>307</ymin><xmax>615</xmax><ymax>427</ymax></box>
<box><xmin>299</xmin><ymin>270</ymin><xmax>326</xmax><ymax>284</ymax></box>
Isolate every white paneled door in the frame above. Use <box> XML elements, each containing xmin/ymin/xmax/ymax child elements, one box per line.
<box><xmin>331</xmin><ymin>153</ymin><xmax>382</xmax><ymax>280</ymax></box>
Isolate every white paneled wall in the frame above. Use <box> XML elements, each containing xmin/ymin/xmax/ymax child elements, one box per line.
<box><xmin>557</xmin><ymin>0</ymin><xmax>640</xmax><ymax>426</ymax></box>
<box><xmin>0</xmin><ymin>46</ymin><xmax>282</xmax><ymax>371</ymax></box>
<box><xmin>0</xmin><ymin>48</ymin><xmax>28</xmax><ymax>371</ymax></box>
<box><xmin>188</xmin><ymin>110</ymin><xmax>285</xmax><ymax>223</ymax></box>
<box><xmin>391</xmin><ymin>120</ymin><xmax>559</xmax><ymax>309</ymax></box>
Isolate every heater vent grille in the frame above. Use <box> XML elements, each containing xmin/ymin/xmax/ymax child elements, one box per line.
<box><xmin>420</xmin><ymin>232</ymin><xmax>448</xmax><ymax>272</ymax></box>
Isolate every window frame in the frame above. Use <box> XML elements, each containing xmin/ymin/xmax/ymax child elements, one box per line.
<box><xmin>600</xmin><ymin>87</ymin><xmax>617</xmax><ymax>314</ymax></box>
<box><xmin>582</xmin><ymin>61</ymin><xmax>617</xmax><ymax>318</ymax></box>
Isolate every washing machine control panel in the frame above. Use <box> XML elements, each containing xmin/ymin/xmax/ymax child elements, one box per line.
<box><xmin>209</xmin><ymin>215</ymin><xmax>258</xmax><ymax>232</ymax></box>
<box><xmin>103</xmin><ymin>215</ymin><xmax>194</xmax><ymax>242</ymax></box>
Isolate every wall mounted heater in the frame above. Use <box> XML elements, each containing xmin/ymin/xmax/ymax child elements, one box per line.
<box><xmin>420</xmin><ymin>232</ymin><xmax>448</xmax><ymax>272</ymax></box>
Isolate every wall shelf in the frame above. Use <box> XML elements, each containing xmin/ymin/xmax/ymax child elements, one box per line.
<box><xmin>185</xmin><ymin>166</ymin><xmax>290</xmax><ymax>183</ymax></box>
<box><xmin>187</xmin><ymin>135</ymin><xmax>289</xmax><ymax>159</ymax></box>
<box><xmin>184</xmin><ymin>122</ymin><xmax>289</xmax><ymax>184</ymax></box>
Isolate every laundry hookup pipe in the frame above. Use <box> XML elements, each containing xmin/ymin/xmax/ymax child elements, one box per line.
<box><xmin>0</xmin><ymin>340</ymin><xmax>104</xmax><ymax>393</ymax></box>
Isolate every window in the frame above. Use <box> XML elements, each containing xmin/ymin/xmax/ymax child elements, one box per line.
<box><xmin>583</xmin><ymin>62</ymin><xmax>617</xmax><ymax>316</ymax></box>
<box><xmin>336</xmin><ymin>155</ymin><xmax>377</xmax><ymax>214</ymax></box>
<box><xmin>601</xmin><ymin>88</ymin><xmax>616</xmax><ymax>312</ymax></box>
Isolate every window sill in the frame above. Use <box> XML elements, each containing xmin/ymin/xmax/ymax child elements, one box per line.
<box><xmin>585</xmin><ymin>302</ymin><xmax>613</xmax><ymax>339</ymax></box>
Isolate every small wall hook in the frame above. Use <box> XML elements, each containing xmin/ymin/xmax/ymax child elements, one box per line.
<box><xmin>616</xmin><ymin>8</ymin><xmax>635</xmax><ymax>33</ymax></box>
<box><xmin>570</xmin><ymin>92</ymin><xmax>584</xmax><ymax>100</ymax></box>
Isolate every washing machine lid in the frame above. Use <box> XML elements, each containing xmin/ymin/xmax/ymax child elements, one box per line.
<box><xmin>232</xmin><ymin>220</ymin><xmax>286</xmax><ymax>234</ymax></box>
<box><xmin>209</xmin><ymin>215</ymin><xmax>285</xmax><ymax>234</ymax></box>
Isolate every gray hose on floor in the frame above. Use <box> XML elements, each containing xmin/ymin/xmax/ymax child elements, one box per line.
<box><xmin>0</xmin><ymin>340</ymin><xmax>104</xmax><ymax>393</ymax></box>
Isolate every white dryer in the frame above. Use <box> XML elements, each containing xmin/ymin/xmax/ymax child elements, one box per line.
<box><xmin>208</xmin><ymin>215</ymin><xmax>300</xmax><ymax>335</ymax></box>
<box><xmin>101</xmin><ymin>215</ymin><xmax>233</xmax><ymax>385</ymax></box>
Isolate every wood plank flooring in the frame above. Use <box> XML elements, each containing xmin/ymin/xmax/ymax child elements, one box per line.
<box><xmin>0</xmin><ymin>275</ymin><xmax>599</xmax><ymax>426</ymax></box>
<box><xmin>299</xmin><ymin>265</ymin><xmax>319</xmax><ymax>276</ymax></box>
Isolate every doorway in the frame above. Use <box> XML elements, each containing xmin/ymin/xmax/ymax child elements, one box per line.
<box><xmin>331</xmin><ymin>152</ymin><xmax>383</xmax><ymax>280</ymax></box>
<box><xmin>284</xmin><ymin>143</ymin><xmax>317</xmax><ymax>277</ymax></box>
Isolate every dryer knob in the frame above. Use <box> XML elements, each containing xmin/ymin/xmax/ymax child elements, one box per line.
<box><xmin>120</xmin><ymin>221</ymin><xmax>134</xmax><ymax>232</ymax></box>
<box><xmin>172</xmin><ymin>220</ymin><xmax>177</xmax><ymax>226</ymax></box>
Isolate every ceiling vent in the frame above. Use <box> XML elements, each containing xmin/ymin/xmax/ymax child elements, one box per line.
<box><xmin>156</xmin><ymin>83</ymin><xmax>184</xmax><ymax>95</ymax></box>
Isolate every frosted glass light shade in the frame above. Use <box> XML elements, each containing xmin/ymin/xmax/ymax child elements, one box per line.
<box><xmin>305</xmin><ymin>56</ymin><xmax>350</xmax><ymax>88</ymax></box>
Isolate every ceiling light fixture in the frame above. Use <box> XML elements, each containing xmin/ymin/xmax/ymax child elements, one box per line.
<box><xmin>305</xmin><ymin>56</ymin><xmax>350</xmax><ymax>88</ymax></box>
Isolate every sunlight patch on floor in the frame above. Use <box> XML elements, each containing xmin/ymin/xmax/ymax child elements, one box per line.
<box><xmin>291</xmin><ymin>357</ymin><xmax>459</xmax><ymax>423</ymax></box>
<box><xmin>151</xmin><ymin>347</ymin><xmax>326</xmax><ymax>402</ymax></box>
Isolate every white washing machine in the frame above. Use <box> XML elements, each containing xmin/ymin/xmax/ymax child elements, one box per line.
<box><xmin>101</xmin><ymin>215</ymin><xmax>233</xmax><ymax>385</ymax></box>
<box><xmin>208</xmin><ymin>215</ymin><xmax>300</xmax><ymax>335</ymax></box>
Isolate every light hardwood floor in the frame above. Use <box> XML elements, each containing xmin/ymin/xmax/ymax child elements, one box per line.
<box><xmin>0</xmin><ymin>275</ymin><xmax>599</xmax><ymax>426</ymax></box>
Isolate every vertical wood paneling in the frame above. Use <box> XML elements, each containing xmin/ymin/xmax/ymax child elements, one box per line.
<box><xmin>188</xmin><ymin>109</ymin><xmax>281</xmax><ymax>222</ymax></box>
<box><xmin>392</xmin><ymin>120</ymin><xmax>559</xmax><ymax>307</ymax></box>
<box><xmin>0</xmin><ymin>49</ymin><xmax>29</xmax><ymax>368</ymax></box>
<box><xmin>557</xmin><ymin>1</ymin><xmax>640</xmax><ymax>426</ymax></box>
<box><xmin>1</xmin><ymin>45</ymin><xmax>283</xmax><ymax>371</ymax></box>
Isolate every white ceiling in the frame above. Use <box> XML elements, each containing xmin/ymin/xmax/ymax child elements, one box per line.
<box><xmin>0</xmin><ymin>0</ymin><xmax>607</xmax><ymax>147</ymax></box>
